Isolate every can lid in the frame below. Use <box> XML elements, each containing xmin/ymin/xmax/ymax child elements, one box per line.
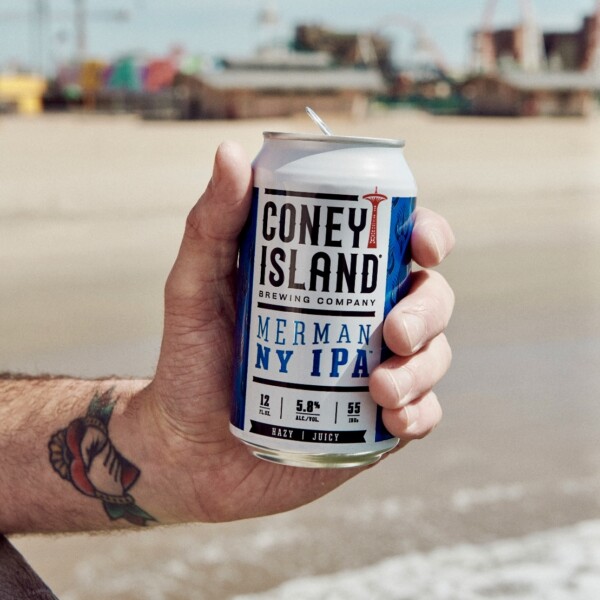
<box><xmin>263</xmin><ymin>131</ymin><xmax>405</xmax><ymax>147</ymax></box>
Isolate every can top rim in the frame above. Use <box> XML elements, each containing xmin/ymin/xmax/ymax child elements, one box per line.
<box><xmin>263</xmin><ymin>131</ymin><xmax>405</xmax><ymax>147</ymax></box>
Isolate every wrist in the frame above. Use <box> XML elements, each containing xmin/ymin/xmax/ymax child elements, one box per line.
<box><xmin>52</xmin><ymin>379</ymin><xmax>158</xmax><ymax>530</ymax></box>
<box><xmin>109</xmin><ymin>382</ymin><xmax>214</xmax><ymax>525</ymax></box>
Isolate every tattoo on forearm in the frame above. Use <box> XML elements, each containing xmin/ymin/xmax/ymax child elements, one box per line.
<box><xmin>48</xmin><ymin>389</ymin><xmax>156</xmax><ymax>526</ymax></box>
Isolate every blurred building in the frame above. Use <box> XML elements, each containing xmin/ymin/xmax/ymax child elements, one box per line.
<box><xmin>472</xmin><ymin>9</ymin><xmax>599</xmax><ymax>73</ymax></box>
<box><xmin>546</xmin><ymin>12</ymin><xmax>600</xmax><ymax>71</ymax></box>
<box><xmin>293</xmin><ymin>24</ymin><xmax>392</xmax><ymax>73</ymax></box>
<box><xmin>462</xmin><ymin>71</ymin><xmax>600</xmax><ymax>117</ymax></box>
<box><xmin>465</xmin><ymin>7</ymin><xmax>600</xmax><ymax>116</ymax></box>
<box><xmin>176</xmin><ymin>49</ymin><xmax>385</xmax><ymax>120</ymax></box>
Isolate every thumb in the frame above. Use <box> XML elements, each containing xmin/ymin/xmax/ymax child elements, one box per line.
<box><xmin>165</xmin><ymin>141</ymin><xmax>252</xmax><ymax>311</ymax></box>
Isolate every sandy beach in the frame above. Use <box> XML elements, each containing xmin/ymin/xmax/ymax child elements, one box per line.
<box><xmin>2</xmin><ymin>109</ymin><xmax>600</xmax><ymax>599</ymax></box>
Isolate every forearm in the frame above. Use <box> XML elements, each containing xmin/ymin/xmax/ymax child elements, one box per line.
<box><xmin>0</xmin><ymin>376</ymin><xmax>165</xmax><ymax>534</ymax></box>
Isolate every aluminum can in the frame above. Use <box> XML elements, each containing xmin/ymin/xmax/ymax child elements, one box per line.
<box><xmin>230</xmin><ymin>132</ymin><xmax>417</xmax><ymax>468</ymax></box>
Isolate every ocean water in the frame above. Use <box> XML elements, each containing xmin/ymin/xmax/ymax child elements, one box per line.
<box><xmin>235</xmin><ymin>520</ymin><xmax>600</xmax><ymax>600</ymax></box>
<box><xmin>51</xmin><ymin>475</ymin><xmax>600</xmax><ymax>600</ymax></box>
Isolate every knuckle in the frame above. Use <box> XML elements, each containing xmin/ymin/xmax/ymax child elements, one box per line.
<box><xmin>164</xmin><ymin>268</ymin><xmax>181</xmax><ymax>302</ymax></box>
<box><xmin>184</xmin><ymin>204</ymin><xmax>206</xmax><ymax>244</ymax></box>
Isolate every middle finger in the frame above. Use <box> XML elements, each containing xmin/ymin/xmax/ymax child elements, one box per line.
<box><xmin>369</xmin><ymin>333</ymin><xmax>452</xmax><ymax>410</ymax></box>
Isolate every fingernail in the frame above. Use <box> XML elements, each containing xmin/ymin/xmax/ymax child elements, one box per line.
<box><xmin>430</xmin><ymin>228</ymin><xmax>447</xmax><ymax>262</ymax></box>
<box><xmin>211</xmin><ymin>147</ymin><xmax>223</xmax><ymax>185</ymax></box>
<box><xmin>391</xmin><ymin>367</ymin><xmax>414</xmax><ymax>407</ymax></box>
<box><xmin>400</xmin><ymin>403</ymin><xmax>420</xmax><ymax>434</ymax></box>
<box><xmin>402</xmin><ymin>314</ymin><xmax>426</xmax><ymax>352</ymax></box>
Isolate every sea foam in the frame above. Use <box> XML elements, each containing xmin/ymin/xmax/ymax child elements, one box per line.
<box><xmin>234</xmin><ymin>520</ymin><xmax>600</xmax><ymax>600</ymax></box>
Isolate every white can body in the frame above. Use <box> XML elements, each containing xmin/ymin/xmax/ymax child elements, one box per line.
<box><xmin>230</xmin><ymin>132</ymin><xmax>417</xmax><ymax>468</ymax></box>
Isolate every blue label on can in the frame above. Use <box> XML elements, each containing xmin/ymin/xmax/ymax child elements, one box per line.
<box><xmin>231</xmin><ymin>185</ymin><xmax>415</xmax><ymax>451</ymax></box>
<box><xmin>376</xmin><ymin>195</ymin><xmax>416</xmax><ymax>441</ymax></box>
<box><xmin>231</xmin><ymin>187</ymin><xmax>260</xmax><ymax>430</ymax></box>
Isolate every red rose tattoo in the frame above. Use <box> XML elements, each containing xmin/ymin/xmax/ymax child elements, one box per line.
<box><xmin>48</xmin><ymin>389</ymin><xmax>155</xmax><ymax>526</ymax></box>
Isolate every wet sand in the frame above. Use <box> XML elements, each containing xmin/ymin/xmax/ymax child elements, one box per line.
<box><xmin>2</xmin><ymin>110</ymin><xmax>600</xmax><ymax>599</ymax></box>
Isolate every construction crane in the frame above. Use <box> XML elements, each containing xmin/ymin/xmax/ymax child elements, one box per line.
<box><xmin>0</xmin><ymin>0</ymin><xmax>130</xmax><ymax>73</ymax></box>
<box><xmin>475</xmin><ymin>0</ymin><xmax>545</xmax><ymax>72</ymax></box>
<box><xmin>73</xmin><ymin>0</ymin><xmax>130</xmax><ymax>64</ymax></box>
<box><xmin>0</xmin><ymin>0</ymin><xmax>50</xmax><ymax>73</ymax></box>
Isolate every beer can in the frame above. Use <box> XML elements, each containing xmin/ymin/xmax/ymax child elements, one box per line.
<box><xmin>230</xmin><ymin>131</ymin><xmax>417</xmax><ymax>468</ymax></box>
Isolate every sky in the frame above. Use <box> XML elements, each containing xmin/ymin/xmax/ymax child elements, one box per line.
<box><xmin>0</xmin><ymin>0</ymin><xmax>598</xmax><ymax>74</ymax></box>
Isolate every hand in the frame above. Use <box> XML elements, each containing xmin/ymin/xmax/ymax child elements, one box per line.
<box><xmin>136</xmin><ymin>142</ymin><xmax>455</xmax><ymax>523</ymax></box>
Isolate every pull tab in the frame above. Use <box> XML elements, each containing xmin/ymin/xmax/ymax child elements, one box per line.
<box><xmin>305</xmin><ymin>106</ymin><xmax>333</xmax><ymax>136</ymax></box>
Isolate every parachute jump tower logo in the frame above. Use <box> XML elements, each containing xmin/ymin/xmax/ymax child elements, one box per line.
<box><xmin>363</xmin><ymin>187</ymin><xmax>388</xmax><ymax>249</ymax></box>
